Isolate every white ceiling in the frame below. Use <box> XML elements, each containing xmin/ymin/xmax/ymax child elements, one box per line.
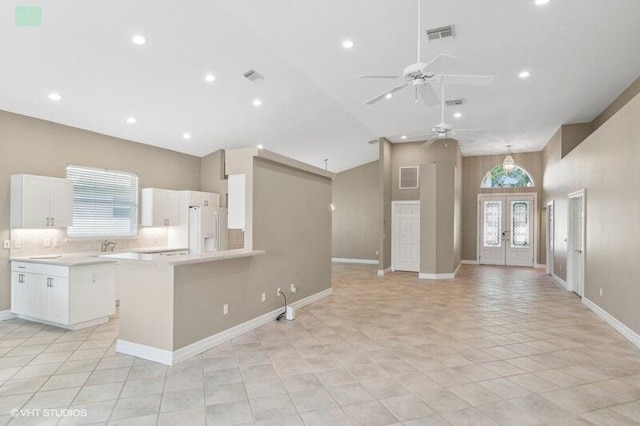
<box><xmin>1</xmin><ymin>0</ymin><xmax>639</xmax><ymax>172</ymax></box>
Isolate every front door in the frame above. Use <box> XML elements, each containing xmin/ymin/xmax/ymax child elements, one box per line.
<box><xmin>393</xmin><ymin>202</ymin><xmax>420</xmax><ymax>272</ymax></box>
<box><xmin>479</xmin><ymin>195</ymin><xmax>535</xmax><ymax>267</ymax></box>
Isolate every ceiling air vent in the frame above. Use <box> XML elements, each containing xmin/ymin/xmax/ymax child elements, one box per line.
<box><xmin>243</xmin><ymin>69</ymin><xmax>264</xmax><ymax>82</ymax></box>
<box><xmin>445</xmin><ymin>99</ymin><xmax>465</xmax><ymax>107</ymax></box>
<box><xmin>426</xmin><ymin>25</ymin><xmax>455</xmax><ymax>42</ymax></box>
<box><xmin>399</xmin><ymin>167</ymin><xmax>419</xmax><ymax>189</ymax></box>
<box><xmin>368</xmin><ymin>139</ymin><xmax>379</xmax><ymax>145</ymax></box>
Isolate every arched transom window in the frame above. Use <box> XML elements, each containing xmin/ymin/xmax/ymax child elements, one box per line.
<box><xmin>481</xmin><ymin>165</ymin><xmax>534</xmax><ymax>188</ymax></box>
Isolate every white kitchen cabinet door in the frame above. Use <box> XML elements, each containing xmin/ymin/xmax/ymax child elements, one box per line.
<box><xmin>49</xmin><ymin>179</ymin><xmax>74</xmax><ymax>227</ymax></box>
<box><xmin>23</xmin><ymin>274</ymin><xmax>48</xmax><ymax>320</ymax></box>
<box><xmin>141</xmin><ymin>188</ymin><xmax>180</xmax><ymax>226</ymax></box>
<box><xmin>47</xmin><ymin>276</ymin><xmax>70</xmax><ymax>325</ymax></box>
<box><xmin>11</xmin><ymin>272</ymin><xmax>25</xmax><ymax>315</ymax></box>
<box><xmin>11</xmin><ymin>174</ymin><xmax>74</xmax><ymax>228</ymax></box>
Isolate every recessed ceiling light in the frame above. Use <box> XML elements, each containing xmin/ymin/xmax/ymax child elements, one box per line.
<box><xmin>342</xmin><ymin>39</ymin><xmax>354</xmax><ymax>49</ymax></box>
<box><xmin>48</xmin><ymin>92</ymin><xmax>62</xmax><ymax>101</ymax></box>
<box><xmin>385</xmin><ymin>93</ymin><xmax>393</xmax><ymax>99</ymax></box>
<box><xmin>535</xmin><ymin>0</ymin><xmax>550</xmax><ymax>5</ymax></box>
<box><xmin>131</xmin><ymin>35</ymin><xmax>146</xmax><ymax>45</ymax></box>
<box><xmin>126</xmin><ymin>117</ymin><xmax>137</xmax><ymax>124</ymax></box>
<box><xmin>454</xmin><ymin>112</ymin><xmax>462</xmax><ymax>118</ymax></box>
<box><xmin>204</xmin><ymin>74</ymin><xmax>215</xmax><ymax>83</ymax></box>
<box><xmin>519</xmin><ymin>70</ymin><xmax>531</xmax><ymax>79</ymax></box>
<box><xmin>182</xmin><ymin>132</ymin><xmax>191</xmax><ymax>140</ymax></box>
<box><xmin>400</xmin><ymin>135</ymin><xmax>407</xmax><ymax>140</ymax></box>
<box><xmin>257</xmin><ymin>144</ymin><xmax>264</xmax><ymax>150</ymax></box>
<box><xmin>252</xmin><ymin>99</ymin><xmax>262</xmax><ymax>107</ymax></box>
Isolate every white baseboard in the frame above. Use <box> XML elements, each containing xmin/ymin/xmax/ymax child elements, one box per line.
<box><xmin>117</xmin><ymin>287</ymin><xmax>334</xmax><ymax>366</ymax></box>
<box><xmin>583</xmin><ymin>297</ymin><xmax>640</xmax><ymax>349</ymax></box>
<box><xmin>419</xmin><ymin>272</ymin><xmax>455</xmax><ymax>280</ymax></box>
<box><xmin>453</xmin><ymin>261</ymin><xmax>462</xmax><ymax>276</ymax></box>
<box><xmin>332</xmin><ymin>258</ymin><xmax>378</xmax><ymax>265</ymax></box>
<box><xmin>0</xmin><ymin>310</ymin><xmax>16</xmax><ymax>321</ymax></box>
<box><xmin>461</xmin><ymin>260</ymin><xmax>478</xmax><ymax>265</ymax></box>
<box><xmin>377</xmin><ymin>266</ymin><xmax>391</xmax><ymax>276</ymax></box>
<box><xmin>534</xmin><ymin>263</ymin><xmax>546</xmax><ymax>269</ymax></box>
<box><xmin>552</xmin><ymin>274</ymin><xmax>568</xmax><ymax>290</ymax></box>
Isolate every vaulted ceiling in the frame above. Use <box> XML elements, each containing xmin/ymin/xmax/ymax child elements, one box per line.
<box><xmin>1</xmin><ymin>0</ymin><xmax>639</xmax><ymax>171</ymax></box>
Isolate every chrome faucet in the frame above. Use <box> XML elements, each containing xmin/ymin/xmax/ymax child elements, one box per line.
<box><xmin>101</xmin><ymin>240</ymin><xmax>117</xmax><ymax>252</ymax></box>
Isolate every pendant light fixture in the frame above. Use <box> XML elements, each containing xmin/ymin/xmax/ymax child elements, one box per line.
<box><xmin>503</xmin><ymin>145</ymin><xmax>515</xmax><ymax>173</ymax></box>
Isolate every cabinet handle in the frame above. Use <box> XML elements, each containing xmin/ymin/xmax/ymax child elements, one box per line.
<box><xmin>18</xmin><ymin>274</ymin><xmax>24</xmax><ymax>283</ymax></box>
<box><xmin>18</xmin><ymin>266</ymin><xmax>26</xmax><ymax>269</ymax></box>
<box><xmin>46</xmin><ymin>217</ymin><xmax>50</xmax><ymax>226</ymax></box>
<box><xmin>51</xmin><ymin>217</ymin><xmax>55</xmax><ymax>226</ymax></box>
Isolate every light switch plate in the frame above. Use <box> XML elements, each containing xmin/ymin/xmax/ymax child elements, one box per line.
<box><xmin>13</xmin><ymin>239</ymin><xmax>21</xmax><ymax>249</ymax></box>
<box><xmin>3</xmin><ymin>240</ymin><xmax>10</xmax><ymax>249</ymax></box>
<box><xmin>44</xmin><ymin>239</ymin><xmax>51</xmax><ymax>248</ymax></box>
<box><xmin>53</xmin><ymin>239</ymin><xmax>60</xmax><ymax>248</ymax></box>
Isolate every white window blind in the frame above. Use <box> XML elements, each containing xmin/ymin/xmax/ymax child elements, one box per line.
<box><xmin>66</xmin><ymin>165</ymin><xmax>139</xmax><ymax>238</ymax></box>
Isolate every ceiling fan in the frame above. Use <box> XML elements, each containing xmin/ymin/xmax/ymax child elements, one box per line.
<box><xmin>358</xmin><ymin>0</ymin><xmax>494</xmax><ymax>106</ymax></box>
<box><xmin>407</xmin><ymin>83</ymin><xmax>488</xmax><ymax>149</ymax></box>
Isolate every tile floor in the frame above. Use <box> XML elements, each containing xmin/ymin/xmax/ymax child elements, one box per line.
<box><xmin>1</xmin><ymin>264</ymin><xmax>640</xmax><ymax>425</ymax></box>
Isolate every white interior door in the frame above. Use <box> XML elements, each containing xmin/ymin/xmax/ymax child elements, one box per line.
<box><xmin>393</xmin><ymin>202</ymin><xmax>420</xmax><ymax>272</ymax></box>
<box><xmin>569</xmin><ymin>194</ymin><xmax>585</xmax><ymax>296</ymax></box>
<box><xmin>479</xmin><ymin>197</ymin><xmax>505</xmax><ymax>265</ymax></box>
<box><xmin>479</xmin><ymin>194</ymin><xmax>535</xmax><ymax>267</ymax></box>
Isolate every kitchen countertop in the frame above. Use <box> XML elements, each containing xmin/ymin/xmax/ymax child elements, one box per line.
<box><xmin>10</xmin><ymin>255</ymin><xmax>118</xmax><ymax>267</ymax></box>
<box><xmin>10</xmin><ymin>247</ymin><xmax>188</xmax><ymax>267</ymax></box>
<box><xmin>101</xmin><ymin>248</ymin><xmax>265</xmax><ymax>266</ymax></box>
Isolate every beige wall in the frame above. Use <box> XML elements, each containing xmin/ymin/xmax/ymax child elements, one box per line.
<box><xmin>250</xmin><ymin>158</ymin><xmax>332</xmax><ymax>308</ymax></box>
<box><xmin>379</xmin><ymin>138</ymin><xmax>392</xmax><ymax>269</ymax></box>
<box><xmin>331</xmin><ymin>161</ymin><xmax>379</xmax><ymax>261</ymax></box>
<box><xmin>592</xmin><ymin>75</ymin><xmax>640</xmax><ymax>130</ymax></box>
<box><xmin>201</xmin><ymin>149</ymin><xmax>228</xmax><ymax>207</ymax></box>
<box><xmin>542</xmin><ymin>91</ymin><xmax>640</xmax><ymax>335</ymax></box>
<box><xmin>0</xmin><ymin>110</ymin><xmax>201</xmax><ymax>311</ymax></box>
<box><xmin>461</xmin><ymin>152</ymin><xmax>543</xmax><ymax>262</ymax></box>
<box><xmin>561</xmin><ymin>123</ymin><xmax>594</xmax><ymax>158</ymax></box>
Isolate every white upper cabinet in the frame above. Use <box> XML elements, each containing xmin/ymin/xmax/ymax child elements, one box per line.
<box><xmin>11</xmin><ymin>174</ymin><xmax>74</xmax><ymax>228</ymax></box>
<box><xmin>141</xmin><ymin>188</ymin><xmax>180</xmax><ymax>227</ymax></box>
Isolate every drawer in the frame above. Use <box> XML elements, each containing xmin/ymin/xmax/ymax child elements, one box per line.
<box><xmin>11</xmin><ymin>261</ymin><xmax>69</xmax><ymax>278</ymax></box>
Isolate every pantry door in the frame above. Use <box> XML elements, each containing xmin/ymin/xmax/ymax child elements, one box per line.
<box><xmin>479</xmin><ymin>194</ymin><xmax>535</xmax><ymax>267</ymax></box>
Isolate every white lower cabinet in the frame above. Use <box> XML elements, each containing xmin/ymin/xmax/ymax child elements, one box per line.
<box><xmin>11</xmin><ymin>261</ymin><xmax>115</xmax><ymax>330</ymax></box>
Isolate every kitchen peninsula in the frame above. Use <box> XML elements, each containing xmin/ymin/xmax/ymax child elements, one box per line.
<box><xmin>103</xmin><ymin>248</ymin><xmax>267</xmax><ymax>365</ymax></box>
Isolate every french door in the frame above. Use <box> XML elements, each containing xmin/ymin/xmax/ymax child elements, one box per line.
<box><xmin>479</xmin><ymin>194</ymin><xmax>535</xmax><ymax>267</ymax></box>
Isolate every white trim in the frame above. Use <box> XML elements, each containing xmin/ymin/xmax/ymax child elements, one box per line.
<box><xmin>546</xmin><ymin>200</ymin><xmax>555</xmax><ymax>275</ymax></box>
<box><xmin>117</xmin><ymin>287</ymin><xmax>333</xmax><ymax>366</ymax></box>
<box><xmin>331</xmin><ymin>258</ymin><xmax>378</xmax><ymax>265</ymax></box>
<box><xmin>0</xmin><ymin>310</ymin><xmax>16</xmax><ymax>321</ymax></box>
<box><xmin>419</xmin><ymin>272</ymin><xmax>454</xmax><ymax>280</ymax></box>
<box><xmin>534</xmin><ymin>263</ymin><xmax>546</xmax><ymax>269</ymax></box>
<box><xmin>583</xmin><ymin>297</ymin><xmax>640</xmax><ymax>349</ymax></box>
<box><xmin>453</xmin><ymin>261</ymin><xmax>462</xmax><ymax>276</ymax></box>
<box><xmin>377</xmin><ymin>266</ymin><xmax>391</xmax><ymax>276</ymax></box>
<box><xmin>461</xmin><ymin>260</ymin><xmax>478</xmax><ymax>265</ymax></box>
<box><xmin>13</xmin><ymin>315</ymin><xmax>108</xmax><ymax>330</ymax></box>
<box><xmin>552</xmin><ymin>274</ymin><xmax>568</xmax><ymax>290</ymax></box>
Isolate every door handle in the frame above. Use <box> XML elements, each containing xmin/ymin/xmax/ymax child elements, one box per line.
<box><xmin>575</xmin><ymin>250</ymin><xmax>583</xmax><ymax>254</ymax></box>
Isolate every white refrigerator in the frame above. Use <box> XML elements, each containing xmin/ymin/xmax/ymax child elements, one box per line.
<box><xmin>188</xmin><ymin>206</ymin><xmax>228</xmax><ymax>254</ymax></box>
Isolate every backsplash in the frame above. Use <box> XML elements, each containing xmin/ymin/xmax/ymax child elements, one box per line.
<box><xmin>9</xmin><ymin>227</ymin><xmax>169</xmax><ymax>257</ymax></box>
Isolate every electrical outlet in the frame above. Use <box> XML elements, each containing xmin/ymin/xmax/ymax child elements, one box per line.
<box><xmin>290</xmin><ymin>283</ymin><xmax>296</xmax><ymax>293</ymax></box>
<box><xmin>261</xmin><ymin>292</ymin><xmax>266</xmax><ymax>302</ymax></box>
<box><xmin>276</xmin><ymin>287</ymin><xmax>281</xmax><ymax>296</ymax></box>
<box><xmin>13</xmin><ymin>239</ymin><xmax>21</xmax><ymax>249</ymax></box>
<box><xmin>44</xmin><ymin>239</ymin><xmax>51</xmax><ymax>248</ymax></box>
<box><xmin>599</xmin><ymin>288</ymin><xmax>603</xmax><ymax>296</ymax></box>
<box><xmin>223</xmin><ymin>304</ymin><xmax>229</xmax><ymax>315</ymax></box>
<box><xmin>3</xmin><ymin>240</ymin><xmax>10</xmax><ymax>249</ymax></box>
<box><xmin>53</xmin><ymin>239</ymin><xmax>60</xmax><ymax>248</ymax></box>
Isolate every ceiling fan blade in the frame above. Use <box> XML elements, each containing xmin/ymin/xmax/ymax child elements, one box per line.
<box><xmin>441</xmin><ymin>74</ymin><xmax>494</xmax><ymax>87</ymax></box>
<box><xmin>423</xmin><ymin>53</ymin><xmax>458</xmax><ymax>74</ymax></box>
<box><xmin>420</xmin><ymin>137</ymin><xmax>440</xmax><ymax>150</ymax></box>
<box><xmin>365</xmin><ymin>82</ymin><xmax>411</xmax><ymax>105</ymax></box>
<box><xmin>357</xmin><ymin>75</ymin><xmax>403</xmax><ymax>79</ymax></box>
<box><xmin>418</xmin><ymin>84</ymin><xmax>440</xmax><ymax>107</ymax></box>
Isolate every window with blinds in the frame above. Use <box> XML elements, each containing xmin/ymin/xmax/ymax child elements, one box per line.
<box><xmin>66</xmin><ymin>165</ymin><xmax>139</xmax><ymax>238</ymax></box>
